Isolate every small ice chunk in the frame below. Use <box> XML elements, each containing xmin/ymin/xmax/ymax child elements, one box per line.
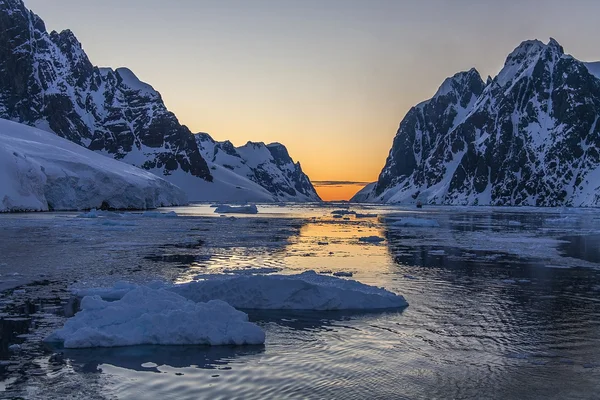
<box><xmin>403</xmin><ymin>274</ymin><xmax>418</xmax><ymax>280</ymax></box>
<box><xmin>141</xmin><ymin>362</ymin><xmax>158</xmax><ymax>368</ymax></box>
<box><xmin>355</xmin><ymin>213</ymin><xmax>377</xmax><ymax>218</ymax></box>
<box><xmin>508</xmin><ymin>220</ymin><xmax>522</xmax><ymax>226</ymax></box>
<box><xmin>46</xmin><ymin>286</ymin><xmax>265</xmax><ymax>348</ymax></box>
<box><xmin>502</xmin><ymin>279</ymin><xmax>516</xmax><ymax>284</ymax></box>
<box><xmin>359</xmin><ymin>236</ymin><xmax>385</xmax><ymax>243</ymax></box>
<box><xmin>8</xmin><ymin>344</ymin><xmax>21</xmax><ymax>352</ymax></box>
<box><xmin>214</xmin><ymin>205</ymin><xmax>258</xmax><ymax>214</ymax></box>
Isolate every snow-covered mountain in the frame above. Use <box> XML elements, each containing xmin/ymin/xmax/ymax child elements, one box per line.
<box><xmin>0</xmin><ymin>118</ymin><xmax>187</xmax><ymax>212</ymax></box>
<box><xmin>0</xmin><ymin>0</ymin><xmax>318</xmax><ymax>202</ymax></box>
<box><xmin>195</xmin><ymin>133</ymin><xmax>321</xmax><ymax>202</ymax></box>
<box><xmin>354</xmin><ymin>38</ymin><xmax>600</xmax><ymax>207</ymax></box>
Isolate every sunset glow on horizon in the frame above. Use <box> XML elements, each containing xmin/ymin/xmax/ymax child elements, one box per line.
<box><xmin>24</xmin><ymin>0</ymin><xmax>600</xmax><ymax>200</ymax></box>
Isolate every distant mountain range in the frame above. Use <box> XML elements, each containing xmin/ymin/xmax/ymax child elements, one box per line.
<box><xmin>195</xmin><ymin>133</ymin><xmax>320</xmax><ymax>202</ymax></box>
<box><xmin>353</xmin><ymin>38</ymin><xmax>600</xmax><ymax>207</ymax></box>
<box><xmin>0</xmin><ymin>0</ymin><xmax>319</xmax><ymax>202</ymax></box>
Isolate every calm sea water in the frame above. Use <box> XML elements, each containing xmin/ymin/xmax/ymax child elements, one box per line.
<box><xmin>1</xmin><ymin>204</ymin><xmax>600</xmax><ymax>399</ymax></box>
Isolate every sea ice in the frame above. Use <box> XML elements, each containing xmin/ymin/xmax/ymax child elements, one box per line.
<box><xmin>47</xmin><ymin>286</ymin><xmax>265</xmax><ymax>348</ymax></box>
<box><xmin>214</xmin><ymin>205</ymin><xmax>259</xmax><ymax>214</ymax></box>
<box><xmin>78</xmin><ymin>271</ymin><xmax>408</xmax><ymax>311</ymax></box>
<box><xmin>173</xmin><ymin>271</ymin><xmax>407</xmax><ymax>310</ymax></box>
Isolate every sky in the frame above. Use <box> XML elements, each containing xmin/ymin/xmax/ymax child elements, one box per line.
<box><xmin>24</xmin><ymin>0</ymin><xmax>600</xmax><ymax>200</ymax></box>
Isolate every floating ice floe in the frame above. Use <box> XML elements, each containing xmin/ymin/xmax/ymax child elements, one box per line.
<box><xmin>358</xmin><ymin>236</ymin><xmax>385</xmax><ymax>243</ymax></box>
<box><xmin>214</xmin><ymin>205</ymin><xmax>258</xmax><ymax>214</ymax></box>
<box><xmin>173</xmin><ymin>271</ymin><xmax>407</xmax><ymax>310</ymax></box>
<box><xmin>387</xmin><ymin>217</ymin><xmax>440</xmax><ymax>228</ymax></box>
<box><xmin>75</xmin><ymin>271</ymin><xmax>408</xmax><ymax>311</ymax></box>
<box><xmin>46</xmin><ymin>286</ymin><xmax>265</xmax><ymax>348</ymax></box>
<box><xmin>507</xmin><ymin>220</ymin><xmax>522</xmax><ymax>226</ymax></box>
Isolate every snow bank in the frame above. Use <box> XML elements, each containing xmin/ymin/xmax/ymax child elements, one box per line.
<box><xmin>172</xmin><ymin>271</ymin><xmax>408</xmax><ymax>310</ymax></box>
<box><xmin>214</xmin><ymin>204</ymin><xmax>258</xmax><ymax>214</ymax></box>
<box><xmin>47</xmin><ymin>286</ymin><xmax>264</xmax><ymax>348</ymax></box>
<box><xmin>387</xmin><ymin>217</ymin><xmax>440</xmax><ymax>228</ymax></box>
<box><xmin>73</xmin><ymin>271</ymin><xmax>408</xmax><ymax>311</ymax></box>
<box><xmin>0</xmin><ymin>119</ymin><xmax>187</xmax><ymax>212</ymax></box>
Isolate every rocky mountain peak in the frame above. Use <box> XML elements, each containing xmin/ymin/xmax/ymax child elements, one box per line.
<box><xmin>360</xmin><ymin>38</ymin><xmax>600</xmax><ymax>207</ymax></box>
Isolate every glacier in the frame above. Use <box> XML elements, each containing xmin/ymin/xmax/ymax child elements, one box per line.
<box><xmin>0</xmin><ymin>119</ymin><xmax>187</xmax><ymax>212</ymax></box>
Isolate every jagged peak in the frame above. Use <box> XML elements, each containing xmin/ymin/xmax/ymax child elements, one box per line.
<box><xmin>504</xmin><ymin>38</ymin><xmax>564</xmax><ymax>65</ymax></box>
<box><xmin>496</xmin><ymin>38</ymin><xmax>565</xmax><ymax>87</ymax></box>
<box><xmin>432</xmin><ymin>68</ymin><xmax>483</xmax><ymax>99</ymax></box>
<box><xmin>195</xmin><ymin>132</ymin><xmax>215</xmax><ymax>143</ymax></box>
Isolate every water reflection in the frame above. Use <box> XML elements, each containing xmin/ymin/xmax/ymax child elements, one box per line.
<box><xmin>61</xmin><ymin>344</ymin><xmax>265</xmax><ymax>373</ymax></box>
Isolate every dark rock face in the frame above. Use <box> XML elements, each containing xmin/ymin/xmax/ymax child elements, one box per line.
<box><xmin>0</xmin><ymin>0</ymin><xmax>212</xmax><ymax>183</ymax></box>
<box><xmin>195</xmin><ymin>134</ymin><xmax>321</xmax><ymax>201</ymax></box>
<box><xmin>362</xmin><ymin>39</ymin><xmax>600</xmax><ymax>207</ymax></box>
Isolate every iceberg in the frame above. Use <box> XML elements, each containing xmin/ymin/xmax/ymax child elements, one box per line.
<box><xmin>47</xmin><ymin>286</ymin><xmax>265</xmax><ymax>348</ymax></box>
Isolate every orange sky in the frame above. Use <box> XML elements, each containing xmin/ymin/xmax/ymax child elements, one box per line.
<box><xmin>313</xmin><ymin>183</ymin><xmax>371</xmax><ymax>202</ymax></box>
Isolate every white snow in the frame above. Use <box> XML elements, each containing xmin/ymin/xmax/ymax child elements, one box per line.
<box><xmin>46</xmin><ymin>286</ymin><xmax>265</xmax><ymax>348</ymax></box>
<box><xmin>0</xmin><ymin>119</ymin><xmax>187</xmax><ymax>212</ymax></box>
<box><xmin>214</xmin><ymin>204</ymin><xmax>258</xmax><ymax>214</ymax></box>
<box><xmin>76</xmin><ymin>271</ymin><xmax>408</xmax><ymax>311</ymax></box>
